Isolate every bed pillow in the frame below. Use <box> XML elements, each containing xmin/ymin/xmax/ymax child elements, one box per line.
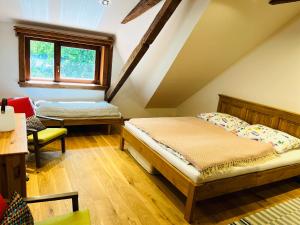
<box><xmin>26</xmin><ymin>116</ymin><xmax>46</xmax><ymax>132</ymax></box>
<box><xmin>236</xmin><ymin>124</ymin><xmax>300</xmax><ymax>153</ymax></box>
<box><xmin>197</xmin><ymin>112</ymin><xmax>249</xmax><ymax>132</ymax></box>
<box><xmin>7</xmin><ymin>97</ymin><xmax>35</xmax><ymax>118</ymax></box>
<box><xmin>1</xmin><ymin>192</ymin><xmax>34</xmax><ymax>225</ymax></box>
<box><xmin>0</xmin><ymin>194</ymin><xmax>8</xmax><ymax>221</ymax></box>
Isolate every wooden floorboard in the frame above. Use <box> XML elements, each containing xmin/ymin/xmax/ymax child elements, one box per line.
<box><xmin>26</xmin><ymin>127</ymin><xmax>300</xmax><ymax>224</ymax></box>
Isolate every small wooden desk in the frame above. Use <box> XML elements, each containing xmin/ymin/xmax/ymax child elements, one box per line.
<box><xmin>0</xmin><ymin>114</ymin><xmax>28</xmax><ymax>198</ymax></box>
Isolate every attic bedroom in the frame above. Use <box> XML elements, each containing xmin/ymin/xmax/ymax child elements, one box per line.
<box><xmin>2</xmin><ymin>0</ymin><xmax>300</xmax><ymax>224</ymax></box>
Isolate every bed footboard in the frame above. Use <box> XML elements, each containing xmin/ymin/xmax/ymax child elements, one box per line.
<box><xmin>120</xmin><ymin>126</ymin><xmax>198</xmax><ymax>222</ymax></box>
<box><xmin>120</xmin><ymin>125</ymin><xmax>300</xmax><ymax>223</ymax></box>
<box><xmin>120</xmin><ymin>134</ymin><xmax>125</xmax><ymax>151</ymax></box>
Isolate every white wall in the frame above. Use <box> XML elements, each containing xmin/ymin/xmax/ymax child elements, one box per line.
<box><xmin>0</xmin><ymin>21</ymin><xmax>105</xmax><ymax>101</ymax></box>
<box><xmin>177</xmin><ymin>14</ymin><xmax>300</xmax><ymax>116</ymax></box>
<box><xmin>0</xmin><ymin>0</ymin><xmax>215</xmax><ymax>119</ymax></box>
<box><xmin>0</xmin><ymin>21</ymin><xmax>176</xmax><ymax>118</ymax></box>
<box><xmin>110</xmin><ymin>0</ymin><xmax>210</xmax><ymax>118</ymax></box>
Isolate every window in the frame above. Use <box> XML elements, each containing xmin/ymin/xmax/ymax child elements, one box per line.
<box><xmin>15</xmin><ymin>25</ymin><xmax>114</xmax><ymax>90</ymax></box>
<box><xmin>28</xmin><ymin>40</ymin><xmax>100</xmax><ymax>84</ymax></box>
<box><xmin>30</xmin><ymin>40</ymin><xmax>54</xmax><ymax>80</ymax></box>
<box><xmin>60</xmin><ymin>46</ymin><xmax>96</xmax><ymax>81</ymax></box>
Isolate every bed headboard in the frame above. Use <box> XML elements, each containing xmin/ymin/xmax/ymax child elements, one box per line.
<box><xmin>217</xmin><ymin>94</ymin><xmax>300</xmax><ymax>138</ymax></box>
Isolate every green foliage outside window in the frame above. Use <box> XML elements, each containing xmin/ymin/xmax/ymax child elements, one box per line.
<box><xmin>30</xmin><ymin>40</ymin><xmax>96</xmax><ymax>80</ymax></box>
<box><xmin>30</xmin><ymin>40</ymin><xmax>54</xmax><ymax>79</ymax></box>
<box><xmin>61</xmin><ymin>46</ymin><xmax>96</xmax><ymax>80</ymax></box>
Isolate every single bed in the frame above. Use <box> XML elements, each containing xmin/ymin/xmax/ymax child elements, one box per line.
<box><xmin>120</xmin><ymin>94</ymin><xmax>300</xmax><ymax>223</ymax></box>
<box><xmin>34</xmin><ymin>100</ymin><xmax>123</xmax><ymax>133</ymax></box>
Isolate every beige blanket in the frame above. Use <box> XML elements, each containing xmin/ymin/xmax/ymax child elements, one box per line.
<box><xmin>129</xmin><ymin>117</ymin><xmax>277</xmax><ymax>177</ymax></box>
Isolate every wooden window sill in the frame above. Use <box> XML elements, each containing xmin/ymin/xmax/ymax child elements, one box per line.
<box><xmin>19</xmin><ymin>81</ymin><xmax>106</xmax><ymax>90</ymax></box>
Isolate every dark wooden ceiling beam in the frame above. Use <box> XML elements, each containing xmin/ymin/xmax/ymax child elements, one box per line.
<box><xmin>269</xmin><ymin>0</ymin><xmax>300</xmax><ymax>4</ymax></box>
<box><xmin>105</xmin><ymin>0</ymin><xmax>182</xmax><ymax>102</ymax></box>
<box><xmin>122</xmin><ymin>0</ymin><xmax>163</xmax><ymax>24</ymax></box>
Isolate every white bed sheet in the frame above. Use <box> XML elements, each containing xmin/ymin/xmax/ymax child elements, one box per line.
<box><xmin>125</xmin><ymin>121</ymin><xmax>300</xmax><ymax>184</ymax></box>
<box><xmin>35</xmin><ymin>100</ymin><xmax>121</xmax><ymax>118</ymax></box>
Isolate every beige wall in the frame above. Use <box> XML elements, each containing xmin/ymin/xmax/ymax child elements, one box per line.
<box><xmin>177</xmin><ymin>14</ymin><xmax>300</xmax><ymax>116</ymax></box>
<box><xmin>111</xmin><ymin>0</ymin><xmax>210</xmax><ymax>118</ymax></box>
<box><xmin>148</xmin><ymin>0</ymin><xmax>300</xmax><ymax>108</ymax></box>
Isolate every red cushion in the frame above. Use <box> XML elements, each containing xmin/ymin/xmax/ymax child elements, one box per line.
<box><xmin>7</xmin><ymin>97</ymin><xmax>35</xmax><ymax>118</ymax></box>
<box><xmin>0</xmin><ymin>194</ymin><xmax>8</xmax><ymax>221</ymax></box>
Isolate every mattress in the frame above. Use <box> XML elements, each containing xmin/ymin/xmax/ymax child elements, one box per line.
<box><xmin>34</xmin><ymin>100</ymin><xmax>121</xmax><ymax>118</ymax></box>
<box><xmin>125</xmin><ymin>121</ymin><xmax>300</xmax><ymax>184</ymax></box>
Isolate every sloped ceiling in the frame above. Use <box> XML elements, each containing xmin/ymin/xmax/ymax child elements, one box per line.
<box><xmin>0</xmin><ymin>0</ymin><xmax>139</xmax><ymax>34</ymax></box>
<box><xmin>147</xmin><ymin>0</ymin><xmax>300</xmax><ymax>108</ymax></box>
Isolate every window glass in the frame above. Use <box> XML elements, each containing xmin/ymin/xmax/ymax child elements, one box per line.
<box><xmin>30</xmin><ymin>40</ymin><xmax>54</xmax><ymax>79</ymax></box>
<box><xmin>60</xmin><ymin>46</ymin><xmax>96</xmax><ymax>80</ymax></box>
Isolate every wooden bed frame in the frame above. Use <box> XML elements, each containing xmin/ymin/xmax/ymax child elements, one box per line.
<box><xmin>119</xmin><ymin>94</ymin><xmax>300</xmax><ymax>223</ymax></box>
<box><xmin>42</xmin><ymin>117</ymin><xmax>124</xmax><ymax>134</ymax></box>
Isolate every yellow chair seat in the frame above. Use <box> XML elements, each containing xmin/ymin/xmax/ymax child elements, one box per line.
<box><xmin>35</xmin><ymin>210</ymin><xmax>91</xmax><ymax>225</ymax></box>
<box><xmin>28</xmin><ymin>128</ymin><xmax>67</xmax><ymax>144</ymax></box>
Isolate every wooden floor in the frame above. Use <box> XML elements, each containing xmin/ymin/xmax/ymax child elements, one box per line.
<box><xmin>26</xmin><ymin>126</ymin><xmax>300</xmax><ymax>225</ymax></box>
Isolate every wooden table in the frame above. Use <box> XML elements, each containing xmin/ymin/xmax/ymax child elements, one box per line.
<box><xmin>0</xmin><ymin>114</ymin><xmax>28</xmax><ymax>198</ymax></box>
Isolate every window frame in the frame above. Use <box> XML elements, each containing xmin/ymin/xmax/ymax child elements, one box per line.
<box><xmin>15</xmin><ymin>25</ymin><xmax>114</xmax><ymax>90</ymax></box>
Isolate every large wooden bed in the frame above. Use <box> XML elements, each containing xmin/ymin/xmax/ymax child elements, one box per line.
<box><xmin>119</xmin><ymin>94</ymin><xmax>300</xmax><ymax>223</ymax></box>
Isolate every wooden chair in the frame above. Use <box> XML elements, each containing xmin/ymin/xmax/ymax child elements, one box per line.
<box><xmin>24</xmin><ymin>192</ymin><xmax>91</xmax><ymax>225</ymax></box>
<box><xmin>27</xmin><ymin>115</ymin><xmax>67</xmax><ymax>168</ymax></box>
